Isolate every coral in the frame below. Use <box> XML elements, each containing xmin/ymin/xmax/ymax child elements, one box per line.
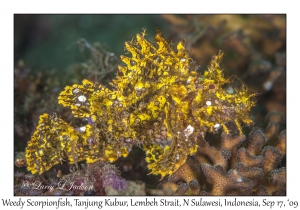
<box><xmin>158</xmin><ymin>111</ymin><xmax>286</xmax><ymax>195</ymax></box>
<box><xmin>101</xmin><ymin>165</ymin><xmax>129</xmax><ymax>191</ymax></box>
<box><xmin>15</xmin><ymin>152</ymin><xmax>27</xmax><ymax>168</ymax></box>
<box><xmin>105</xmin><ymin>181</ymin><xmax>146</xmax><ymax>196</ymax></box>
<box><xmin>14</xmin><ymin>162</ymin><xmax>132</xmax><ymax>196</ymax></box>
<box><xmin>159</xmin><ymin>156</ymin><xmax>201</xmax><ymax>195</ymax></box>
<box><xmin>25</xmin><ymin>30</ymin><xmax>256</xmax><ymax>180</ymax></box>
<box><xmin>201</xmin><ymin>163</ymin><xmax>253</xmax><ymax>196</ymax></box>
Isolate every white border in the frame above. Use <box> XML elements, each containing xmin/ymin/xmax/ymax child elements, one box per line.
<box><xmin>2</xmin><ymin>1</ymin><xmax>298</xmax><ymax>209</ymax></box>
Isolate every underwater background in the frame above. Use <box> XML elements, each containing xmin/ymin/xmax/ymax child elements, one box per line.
<box><xmin>14</xmin><ymin>14</ymin><xmax>286</xmax><ymax>195</ymax></box>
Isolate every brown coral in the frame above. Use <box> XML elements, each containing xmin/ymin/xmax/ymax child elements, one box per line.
<box><xmin>158</xmin><ymin>111</ymin><xmax>286</xmax><ymax>195</ymax></box>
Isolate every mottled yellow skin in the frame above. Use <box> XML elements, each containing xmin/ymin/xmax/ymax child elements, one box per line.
<box><xmin>25</xmin><ymin>30</ymin><xmax>255</xmax><ymax>178</ymax></box>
